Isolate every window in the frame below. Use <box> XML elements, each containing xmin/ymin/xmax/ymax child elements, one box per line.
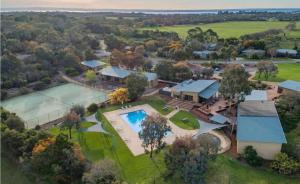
<box><xmin>184</xmin><ymin>95</ymin><xmax>193</xmax><ymax>101</ymax></box>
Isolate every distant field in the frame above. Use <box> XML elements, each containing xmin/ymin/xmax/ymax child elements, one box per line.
<box><xmin>141</xmin><ymin>21</ymin><xmax>300</xmax><ymax>38</ymax></box>
<box><xmin>255</xmin><ymin>63</ymin><xmax>300</xmax><ymax>82</ymax></box>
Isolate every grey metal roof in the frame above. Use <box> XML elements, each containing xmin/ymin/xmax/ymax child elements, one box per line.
<box><xmin>210</xmin><ymin>114</ymin><xmax>230</xmax><ymax>124</ymax></box>
<box><xmin>237</xmin><ymin>116</ymin><xmax>286</xmax><ymax>144</ymax></box>
<box><xmin>279</xmin><ymin>80</ymin><xmax>300</xmax><ymax>92</ymax></box>
<box><xmin>143</xmin><ymin>72</ymin><xmax>158</xmax><ymax>81</ymax></box>
<box><xmin>173</xmin><ymin>79</ymin><xmax>217</xmax><ymax>93</ymax></box>
<box><xmin>238</xmin><ymin>101</ymin><xmax>278</xmax><ymax>117</ymax></box>
<box><xmin>245</xmin><ymin>90</ymin><xmax>268</xmax><ymax>101</ymax></box>
<box><xmin>100</xmin><ymin>66</ymin><xmax>133</xmax><ymax>79</ymax></box>
<box><xmin>276</xmin><ymin>49</ymin><xmax>297</xmax><ymax>55</ymax></box>
<box><xmin>81</xmin><ymin>60</ymin><xmax>106</xmax><ymax>68</ymax></box>
<box><xmin>199</xmin><ymin>81</ymin><xmax>219</xmax><ymax>99</ymax></box>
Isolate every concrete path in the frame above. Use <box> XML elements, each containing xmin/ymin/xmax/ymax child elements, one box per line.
<box><xmin>209</xmin><ymin>130</ymin><xmax>231</xmax><ymax>154</ymax></box>
<box><xmin>165</xmin><ymin>109</ymin><xmax>180</xmax><ymax>119</ymax></box>
<box><xmin>84</xmin><ymin>113</ymin><xmax>110</xmax><ymax>134</ymax></box>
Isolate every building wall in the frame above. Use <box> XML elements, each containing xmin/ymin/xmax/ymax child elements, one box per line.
<box><xmin>237</xmin><ymin>140</ymin><xmax>282</xmax><ymax>160</ymax></box>
<box><xmin>172</xmin><ymin>91</ymin><xmax>199</xmax><ymax>102</ymax></box>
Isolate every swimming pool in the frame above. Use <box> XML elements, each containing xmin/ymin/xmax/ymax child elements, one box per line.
<box><xmin>120</xmin><ymin>109</ymin><xmax>173</xmax><ymax>136</ymax></box>
<box><xmin>120</xmin><ymin>110</ymin><xmax>147</xmax><ymax>133</ymax></box>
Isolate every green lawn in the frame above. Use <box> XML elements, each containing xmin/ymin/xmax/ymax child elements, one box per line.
<box><xmin>141</xmin><ymin>21</ymin><xmax>298</xmax><ymax>38</ymax></box>
<box><xmin>103</xmin><ymin>95</ymin><xmax>173</xmax><ymax>115</ymax></box>
<box><xmin>1</xmin><ymin>157</ymin><xmax>34</xmax><ymax>184</ymax></box>
<box><xmin>206</xmin><ymin>155</ymin><xmax>300</xmax><ymax>184</ymax></box>
<box><xmin>49</xmin><ymin>107</ymin><xmax>300</xmax><ymax>184</ymax></box>
<box><xmin>255</xmin><ymin>63</ymin><xmax>300</xmax><ymax>82</ymax></box>
<box><xmin>169</xmin><ymin>110</ymin><xmax>199</xmax><ymax>130</ymax></box>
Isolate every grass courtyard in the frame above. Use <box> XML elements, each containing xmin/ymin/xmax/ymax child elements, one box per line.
<box><xmin>255</xmin><ymin>63</ymin><xmax>300</xmax><ymax>82</ymax></box>
<box><xmin>140</xmin><ymin>21</ymin><xmax>298</xmax><ymax>39</ymax></box>
<box><xmin>170</xmin><ymin>110</ymin><xmax>199</xmax><ymax>130</ymax></box>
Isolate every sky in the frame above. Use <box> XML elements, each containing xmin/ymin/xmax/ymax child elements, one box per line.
<box><xmin>2</xmin><ymin>0</ymin><xmax>300</xmax><ymax>10</ymax></box>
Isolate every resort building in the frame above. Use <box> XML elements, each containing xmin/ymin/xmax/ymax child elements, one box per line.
<box><xmin>236</xmin><ymin>101</ymin><xmax>286</xmax><ymax>160</ymax></box>
<box><xmin>81</xmin><ymin>60</ymin><xmax>106</xmax><ymax>71</ymax></box>
<box><xmin>276</xmin><ymin>49</ymin><xmax>298</xmax><ymax>58</ymax></box>
<box><xmin>278</xmin><ymin>80</ymin><xmax>300</xmax><ymax>93</ymax></box>
<box><xmin>242</xmin><ymin>49</ymin><xmax>265</xmax><ymax>59</ymax></box>
<box><xmin>99</xmin><ymin>66</ymin><xmax>158</xmax><ymax>87</ymax></box>
<box><xmin>193</xmin><ymin>50</ymin><xmax>216</xmax><ymax>59</ymax></box>
<box><xmin>171</xmin><ymin>79</ymin><xmax>219</xmax><ymax>103</ymax></box>
<box><xmin>244</xmin><ymin>90</ymin><xmax>268</xmax><ymax>101</ymax></box>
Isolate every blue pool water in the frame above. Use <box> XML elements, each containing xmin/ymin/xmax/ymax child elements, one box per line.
<box><xmin>121</xmin><ymin>110</ymin><xmax>147</xmax><ymax>133</ymax></box>
<box><xmin>120</xmin><ymin>110</ymin><xmax>173</xmax><ymax>136</ymax></box>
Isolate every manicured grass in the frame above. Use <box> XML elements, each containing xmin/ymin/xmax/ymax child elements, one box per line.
<box><xmin>49</xmin><ymin>110</ymin><xmax>300</xmax><ymax>184</ymax></box>
<box><xmin>1</xmin><ymin>157</ymin><xmax>34</xmax><ymax>184</ymax></box>
<box><xmin>206</xmin><ymin>155</ymin><xmax>300</xmax><ymax>184</ymax></box>
<box><xmin>255</xmin><ymin>63</ymin><xmax>300</xmax><ymax>82</ymax></box>
<box><xmin>103</xmin><ymin>95</ymin><xmax>173</xmax><ymax>115</ymax></box>
<box><xmin>141</xmin><ymin>21</ymin><xmax>298</xmax><ymax>38</ymax></box>
<box><xmin>169</xmin><ymin>110</ymin><xmax>199</xmax><ymax>130</ymax></box>
<box><xmin>50</xmin><ymin>117</ymin><xmax>168</xmax><ymax>184</ymax></box>
<box><xmin>48</xmin><ymin>95</ymin><xmax>300</xmax><ymax>184</ymax></box>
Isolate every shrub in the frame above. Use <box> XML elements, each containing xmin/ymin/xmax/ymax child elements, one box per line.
<box><xmin>271</xmin><ymin>153</ymin><xmax>300</xmax><ymax>175</ymax></box>
<box><xmin>65</xmin><ymin>67</ymin><xmax>80</xmax><ymax>76</ymax></box>
<box><xmin>243</xmin><ymin>146</ymin><xmax>263</xmax><ymax>167</ymax></box>
<box><xmin>33</xmin><ymin>81</ymin><xmax>47</xmax><ymax>91</ymax></box>
<box><xmin>70</xmin><ymin>105</ymin><xmax>85</xmax><ymax>117</ymax></box>
<box><xmin>82</xmin><ymin>159</ymin><xmax>121</xmax><ymax>184</ymax></box>
<box><xmin>19</xmin><ymin>87</ymin><xmax>30</xmax><ymax>95</ymax></box>
<box><xmin>41</xmin><ymin>77</ymin><xmax>51</xmax><ymax>84</ymax></box>
<box><xmin>1</xmin><ymin>90</ymin><xmax>8</xmax><ymax>100</ymax></box>
<box><xmin>4</xmin><ymin>114</ymin><xmax>25</xmax><ymax>132</ymax></box>
<box><xmin>87</xmin><ymin>103</ymin><xmax>98</xmax><ymax>113</ymax></box>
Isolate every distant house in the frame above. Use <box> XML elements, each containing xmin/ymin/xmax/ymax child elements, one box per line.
<box><xmin>244</xmin><ymin>90</ymin><xmax>268</xmax><ymax>101</ymax></box>
<box><xmin>81</xmin><ymin>60</ymin><xmax>106</xmax><ymax>71</ymax></box>
<box><xmin>278</xmin><ymin>80</ymin><xmax>300</xmax><ymax>93</ymax></box>
<box><xmin>276</xmin><ymin>49</ymin><xmax>298</xmax><ymax>58</ymax></box>
<box><xmin>99</xmin><ymin>66</ymin><xmax>158</xmax><ymax>87</ymax></box>
<box><xmin>237</xmin><ymin>101</ymin><xmax>286</xmax><ymax>160</ymax></box>
<box><xmin>143</xmin><ymin>72</ymin><xmax>158</xmax><ymax>88</ymax></box>
<box><xmin>94</xmin><ymin>50</ymin><xmax>111</xmax><ymax>58</ymax></box>
<box><xmin>203</xmin><ymin>43</ymin><xmax>217</xmax><ymax>50</ymax></box>
<box><xmin>193</xmin><ymin>51</ymin><xmax>216</xmax><ymax>59</ymax></box>
<box><xmin>242</xmin><ymin>49</ymin><xmax>265</xmax><ymax>59</ymax></box>
<box><xmin>171</xmin><ymin>79</ymin><xmax>219</xmax><ymax>103</ymax></box>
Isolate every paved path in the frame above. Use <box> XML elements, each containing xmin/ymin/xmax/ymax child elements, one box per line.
<box><xmin>209</xmin><ymin>130</ymin><xmax>231</xmax><ymax>154</ymax></box>
<box><xmin>84</xmin><ymin>113</ymin><xmax>109</xmax><ymax>134</ymax></box>
<box><xmin>142</xmin><ymin>89</ymin><xmax>160</xmax><ymax>97</ymax></box>
<box><xmin>165</xmin><ymin>109</ymin><xmax>180</xmax><ymax>119</ymax></box>
<box><xmin>60</xmin><ymin>71</ymin><xmax>111</xmax><ymax>93</ymax></box>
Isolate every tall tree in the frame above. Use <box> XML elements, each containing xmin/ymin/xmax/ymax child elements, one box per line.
<box><xmin>173</xmin><ymin>62</ymin><xmax>193</xmax><ymax>81</ymax></box>
<box><xmin>219</xmin><ymin>64</ymin><xmax>250</xmax><ymax>113</ymax></box>
<box><xmin>139</xmin><ymin>114</ymin><xmax>171</xmax><ymax>158</ymax></box>
<box><xmin>61</xmin><ymin>111</ymin><xmax>80</xmax><ymax>139</ymax></box>
<box><xmin>126</xmin><ymin>73</ymin><xmax>147</xmax><ymax>100</ymax></box>
<box><xmin>256</xmin><ymin>61</ymin><xmax>278</xmax><ymax>80</ymax></box>
<box><xmin>85</xmin><ymin>70</ymin><xmax>97</xmax><ymax>84</ymax></box>
<box><xmin>155</xmin><ymin>61</ymin><xmax>175</xmax><ymax>81</ymax></box>
<box><xmin>165</xmin><ymin>135</ymin><xmax>219</xmax><ymax>184</ymax></box>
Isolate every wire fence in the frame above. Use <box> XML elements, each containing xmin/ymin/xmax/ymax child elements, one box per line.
<box><xmin>23</xmin><ymin>96</ymin><xmax>108</xmax><ymax>129</ymax></box>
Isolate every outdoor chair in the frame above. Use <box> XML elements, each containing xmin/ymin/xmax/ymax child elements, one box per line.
<box><xmin>162</xmin><ymin>106</ymin><xmax>169</xmax><ymax>111</ymax></box>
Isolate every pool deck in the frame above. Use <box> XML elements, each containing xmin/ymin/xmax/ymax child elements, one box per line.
<box><xmin>103</xmin><ymin>104</ymin><xmax>198</xmax><ymax>156</ymax></box>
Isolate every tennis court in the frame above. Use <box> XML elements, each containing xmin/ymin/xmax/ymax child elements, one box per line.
<box><xmin>1</xmin><ymin>83</ymin><xmax>107</xmax><ymax>128</ymax></box>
